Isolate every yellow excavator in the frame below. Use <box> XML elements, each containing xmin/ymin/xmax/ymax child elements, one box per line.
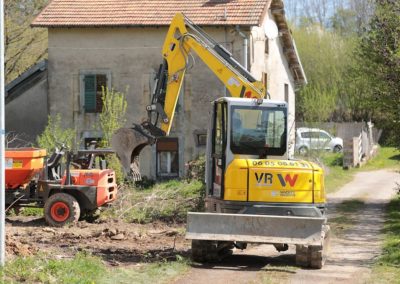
<box><xmin>112</xmin><ymin>13</ymin><xmax>330</xmax><ymax>268</ymax></box>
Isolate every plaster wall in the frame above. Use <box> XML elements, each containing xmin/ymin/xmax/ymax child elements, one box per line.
<box><xmin>48</xmin><ymin>21</ymin><xmax>298</xmax><ymax>178</ymax></box>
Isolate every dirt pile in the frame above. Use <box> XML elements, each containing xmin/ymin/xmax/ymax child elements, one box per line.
<box><xmin>5</xmin><ymin>235</ymin><xmax>37</xmax><ymax>257</ymax></box>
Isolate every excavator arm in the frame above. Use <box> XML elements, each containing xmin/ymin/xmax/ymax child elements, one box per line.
<box><xmin>112</xmin><ymin>13</ymin><xmax>266</xmax><ymax>179</ymax></box>
<box><xmin>148</xmin><ymin>13</ymin><xmax>265</xmax><ymax>136</ymax></box>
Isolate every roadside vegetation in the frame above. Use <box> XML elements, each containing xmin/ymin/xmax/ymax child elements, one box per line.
<box><xmin>369</xmin><ymin>197</ymin><xmax>400</xmax><ymax>283</ymax></box>
<box><xmin>0</xmin><ymin>252</ymin><xmax>189</xmax><ymax>284</ymax></box>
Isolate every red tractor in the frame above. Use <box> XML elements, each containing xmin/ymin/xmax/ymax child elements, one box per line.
<box><xmin>5</xmin><ymin>146</ymin><xmax>117</xmax><ymax>226</ymax></box>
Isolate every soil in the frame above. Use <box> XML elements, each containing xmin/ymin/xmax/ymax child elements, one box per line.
<box><xmin>4</xmin><ymin>169</ymin><xmax>399</xmax><ymax>283</ymax></box>
<box><xmin>5</xmin><ymin>217</ymin><xmax>190</xmax><ymax>265</ymax></box>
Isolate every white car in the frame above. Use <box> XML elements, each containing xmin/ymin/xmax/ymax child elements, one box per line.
<box><xmin>295</xmin><ymin>128</ymin><xmax>343</xmax><ymax>154</ymax></box>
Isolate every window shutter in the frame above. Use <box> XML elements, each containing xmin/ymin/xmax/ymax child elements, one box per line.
<box><xmin>84</xmin><ymin>75</ymin><xmax>96</xmax><ymax>112</ymax></box>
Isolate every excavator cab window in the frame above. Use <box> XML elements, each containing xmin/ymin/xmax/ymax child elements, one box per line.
<box><xmin>230</xmin><ymin>106</ymin><xmax>287</xmax><ymax>157</ymax></box>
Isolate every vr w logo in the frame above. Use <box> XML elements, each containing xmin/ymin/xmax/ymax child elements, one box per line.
<box><xmin>277</xmin><ymin>174</ymin><xmax>298</xmax><ymax>187</ymax></box>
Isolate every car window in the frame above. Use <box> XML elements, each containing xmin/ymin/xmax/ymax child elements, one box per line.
<box><xmin>318</xmin><ymin>132</ymin><xmax>331</xmax><ymax>140</ymax></box>
<box><xmin>301</xmin><ymin>132</ymin><xmax>311</xmax><ymax>138</ymax></box>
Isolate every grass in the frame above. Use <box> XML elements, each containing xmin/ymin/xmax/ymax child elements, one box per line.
<box><xmin>369</xmin><ymin>197</ymin><xmax>400</xmax><ymax>283</ymax></box>
<box><xmin>0</xmin><ymin>253</ymin><xmax>190</xmax><ymax>284</ymax></box>
<box><xmin>103</xmin><ymin>179</ymin><xmax>205</xmax><ymax>223</ymax></box>
<box><xmin>0</xmin><ymin>252</ymin><xmax>105</xmax><ymax>284</ymax></box>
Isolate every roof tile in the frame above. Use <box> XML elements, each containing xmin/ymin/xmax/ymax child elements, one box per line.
<box><xmin>32</xmin><ymin>0</ymin><xmax>270</xmax><ymax>27</ymax></box>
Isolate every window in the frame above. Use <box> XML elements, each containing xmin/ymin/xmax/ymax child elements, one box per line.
<box><xmin>156</xmin><ymin>138</ymin><xmax>179</xmax><ymax>177</ymax></box>
<box><xmin>265</xmin><ymin>38</ymin><xmax>269</xmax><ymax>55</ymax></box>
<box><xmin>231</xmin><ymin>106</ymin><xmax>287</xmax><ymax>156</ymax></box>
<box><xmin>81</xmin><ymin>73</ymin><xmax>109</xmax><ymax>113</ymax></box>
<box><xmin>284</xmin><ymin>83</ymin><xmax>289</xmax><ymax>103</ymax></box>
<box><xmin>193</xmin><ymin>130</ymin><xmax>207</xmax><ymax>146</ymax></box>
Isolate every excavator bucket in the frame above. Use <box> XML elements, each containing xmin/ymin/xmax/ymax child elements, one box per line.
<box><xmin>186</xmin><ymin>212</ymin><xmax>326</xmax><ymax>246</ymax></box>
<box><xmin>111</xmin><ymin>128</ymin><xmax>152</xmax><ymax>181</ymax></box>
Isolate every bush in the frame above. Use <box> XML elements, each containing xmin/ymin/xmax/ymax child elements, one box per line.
<box><xmin>186</xmin><ymin>155</ymin><xmax>206</xmax><ymax>182</ymax></box>
<box><xmin>37</xmin><ymin>114</ymin><xmax>76</xmax><ymax>153</ymax></box>
<box><xmin>99</xmin><ymin>87</ymin><xmax>128</xmax><ymax>184</ymax></box>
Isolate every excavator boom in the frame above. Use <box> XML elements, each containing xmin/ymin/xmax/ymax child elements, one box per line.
<box><xmin>112</xmin><ymin>13</ymin><xmax>266</xmax><ymax>178</ymax></box>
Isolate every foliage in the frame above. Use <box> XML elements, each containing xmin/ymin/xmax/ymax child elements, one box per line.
<box><xmin>99</xmin><ymin>87</ymin><xmax>128</xmax><ymax>147</ymax></box>
<box><xmin>5</xmin><ymin>0</ymin><xmax>49</xmax><ymax>83</ymax></box>
<box><xmin>37</xmin><ymin>114</ymin><xmax>76</xmax><ymax>153</ymax></box>
<box><xmin>99</xmin><ymin>87</ymin><xmax>128</xmax><ymax>183</ymax></box>
<box><xmin>293</xmin><ymin>24</ymin><xmax>356</xmax><ymax>122</ymax></box>
<box><xmin>103</xmin><ymin>180</ymin><xmax>205</xmax><ymax>223</ymax></box>
<box><xmin>354</xmin><ymin>0</ymin><xmax>400</xmax><ymax>145</ymax></box>
<box><xmin>186</xmin><ymin>155</ymin><xmax>206</xmax><ymax>182</ymax></box>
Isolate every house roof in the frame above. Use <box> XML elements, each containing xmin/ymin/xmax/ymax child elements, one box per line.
<box><xmin>31</xmin><ymin>0</ymin><xmax>307</xmax><ymax>86</ymax></box>
<box><xmin>6</xmin><ymin>60</ymin><xmax>48</xmax><ymax>104</ymax></box>
<box><xmin>32</xmin><ymin>0</ymin><xmax>271</xmax><ymax>27</ymax></box>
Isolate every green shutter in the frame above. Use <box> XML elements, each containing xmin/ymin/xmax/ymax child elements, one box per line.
<box><xmin>84</xmin><ymin>75</ymin><xmax>96</xmax><ymax>112</ymax></box>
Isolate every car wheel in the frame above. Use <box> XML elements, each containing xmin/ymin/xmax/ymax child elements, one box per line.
<box><xmin>333</xmin><ymin>145</ymin><xmax>342</xmax><ymax>153</ymax></box>
<box><xmin>299</xmin><ymin>146</ymin><xmax>308</xmax><ymax>155</ymax></box>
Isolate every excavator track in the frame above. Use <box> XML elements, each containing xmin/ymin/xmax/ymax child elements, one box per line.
<box><xmin>295</xmin><ymin>224</ymin><xmax>330</xmax><ymax>269</ymax></box>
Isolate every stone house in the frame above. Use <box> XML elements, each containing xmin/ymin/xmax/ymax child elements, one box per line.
<box><xmin>31</xmin><ymin>0</ymin><xmax>306</xmax><ymax>179</ymax></box>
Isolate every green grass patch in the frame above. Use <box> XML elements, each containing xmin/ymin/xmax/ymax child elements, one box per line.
<box><xmin>369</xmin><ymin>197</ymin><xmax>400</xmax><ymax>283</ymax></box>
<box><xmin>19</xmin><ymin>207</ymin><xmax>43</xmax><ymax>217</ymax></box>
<box><xmin>104</xmin><ymin>179</ymin><xmax>205</xmax><ymax>223</ymax></box>
<box><xmin>0</xmin><ymin>253</ymin><xmax>190</xmax><ymax>284</ymax></box>
<box><xmin>0</xmin><ymin>252</ymin><xmax>105</xmax><ymax>283</ymax></box>
<box><xmin>362</xmin><ymin>147</ymin><xmax>400</xmax><ymax>170</ymax></box>
<box><xmin>377</xmin><ymin>198</ymin><xmax>400</xmax><ymax>266</ymax></box>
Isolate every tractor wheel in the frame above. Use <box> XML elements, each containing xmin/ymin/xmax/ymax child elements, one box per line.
<box><xmin>44</xmin><ymin>193</ymin><xmax>81</xmax><ymax>227</ymax></box>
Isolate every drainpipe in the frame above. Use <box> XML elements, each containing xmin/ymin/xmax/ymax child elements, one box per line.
<box><xmin>235</xmin><ymin>26</ymin><xmax>248</xmax><ymax>70</ymax></box>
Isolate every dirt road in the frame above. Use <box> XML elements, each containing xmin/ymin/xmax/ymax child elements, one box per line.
<box><xmin>174</xmin><ymin>169</ymin><xmax>399</xmax><ymax>284</ymax></box>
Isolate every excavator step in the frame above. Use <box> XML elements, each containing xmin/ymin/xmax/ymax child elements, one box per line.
<box><xmin>186</xmin><ymin>212</ymin><xmax>326</xmax><ymax>246</ymax></box>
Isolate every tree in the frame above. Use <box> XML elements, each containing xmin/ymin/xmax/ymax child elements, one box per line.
<box><xmin>355</xmin><ymin>0</ymin><xmax>400</xmax><ymax>144</ymax></box>
<box><xmin>5</xmin><ymin>0</ymin><xmax>49</xmax><ymax>83</ymax></box>
<box><xmin>99</xmin><ymin>87</ymin><xmax>128</xmax><ymax>183</ymax></box>
<box><xmin>99</xmin><ymin>87</ymin><xmax>128</xmax><ymax>147</ymax></box>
